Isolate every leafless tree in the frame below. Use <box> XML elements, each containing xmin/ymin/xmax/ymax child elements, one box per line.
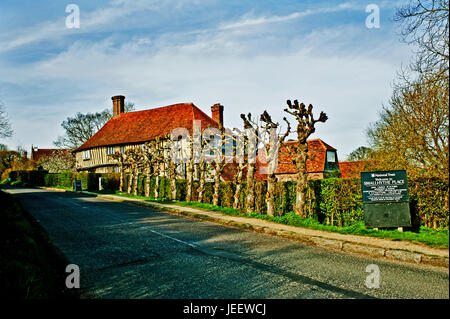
<box><xmin>395</xmin><ymin>0</ymin><xmax>449</xmax><ymax>84</ymax></box>
<box><xmin>143</xmin><ymin>138</ymin><xmax>165</xmax><ymax>198</ymax></box>
<box><xmin>240</xmin><ymin>113</ymin><xmax>260</xmax><ymax>213</ymax></box>
<box><xmin>124</xmin><ymin>148</ymin><xmax>142</xmax><ymax>195</ymax></box>
<box><xmin>231</xmin><ymin>128</ymin><xmax>246</xmax><ymax>209</ymax></box>
<box><xmin>54</xmin><ymin>102</ymin><xmax>135</xmax><ymax>149</ymax></box>
<box><xmin>196</xmin><ymin>135</ymin><xmax>212</xmax><ymax>203</ymax></box>
<box><xmin>259</xmin><ymin>111</ymin><xmax>291</xmax><ymax>217</ymax></box>
<box><xmin>284</xmin><ymin>100</ymin><xmax>328</xmax><ymax>217</ymax></box>
<box><xmin>0</xmin><ymin>101</ymin><xmax>13</xmax><ymax>139</ymax></box>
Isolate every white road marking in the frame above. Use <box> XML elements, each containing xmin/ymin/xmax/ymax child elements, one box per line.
<box><xmin>140</xmin><ymin>226</ymin><xmax>197</xmax><ymax>249</ymax></box>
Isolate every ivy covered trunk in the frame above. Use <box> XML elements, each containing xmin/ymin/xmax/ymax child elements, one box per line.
<box><xmin>266</xmin><ymin>173</ymin><xmax>276</xmax><ymax>216</ymax></box>
<box><xmin>294</xmin><ymin>142</ymin><xmax>308</xmax><ymax>217</ymax></box>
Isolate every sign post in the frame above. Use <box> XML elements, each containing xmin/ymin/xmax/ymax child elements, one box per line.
<box><xmin>361</xmin><ymin>170</ymin><xmax>411</xmax><ymax>229</ymax></box>
<box><xmin>73</xmin><ymin>180</ymin><xmax>82</xmax><ymax>192</ymax></box>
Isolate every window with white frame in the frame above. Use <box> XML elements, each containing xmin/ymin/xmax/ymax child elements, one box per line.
<box><xmin>326</xmin><ymin>151</ymin><xmax>336</xmax><ymax>163</ymax></box>
<box><xmin>106</xmin><ymin>146</ymin><xmax>115</xmax><ymax>155</ymax></box>
<box><xmin>82</xmin><ymin>150</ymin><xmax>91</xmax><ymax>160</ymax></box>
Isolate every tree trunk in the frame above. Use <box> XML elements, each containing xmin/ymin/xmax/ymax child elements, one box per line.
<box><xmin>266</xmin><ymin>174</ymin><xmax>276</xmax><ymax>217</ymax></box>
<box><xmin>212</xmin><ymin>165</ymin><xmax>220</xmax><ymax>206</ymax></box>
<box><xmin>119</xmin><ymin>164</ymin><xmax>123</xmax><ymax>192</ymax></box>
<box><xmin>246</xmin><ymin>162</ymin><xmax>255</xmax><ymax>213</ymax></box>
<box><xmin>186</xmin><ymin>160</ymin><xmax>193</xmax><ymax>202</ymax></box>
<box><xmin>133</xmin><ymin>166</ymin><xmax>139</xmax><ymax>196</ymax></box>
<box><xmin>294</xmin><ymin>143</ymin><xmax>308</xmax><ymax>217</ymax></box>
<box><xmin>127</xmin><ymin>169</ymin><xmax>133</xmax><ymax>194</ymax></box>
<box><xmin>154</xmin><ymin>172</ymin><xmax>160</xmax><ymax>199</ymax></box>
<box><xmin>197</xmin><ymin>162</ymin><xmax>206</xmax><ymax>203</ymax></box>
<box><xmin>169</xmin><ymin>162</ymin><xmax>177</xmax><ymax>200</ymax></box>
<box><xmin>233</xmin><ymin>163</ymin><xmax>244</xmax><ymax>209</ymax></box>
<box><xmin>145</xmin><ymin>166</ymin><xmax>151</xmax><ymax>197</ymax></box>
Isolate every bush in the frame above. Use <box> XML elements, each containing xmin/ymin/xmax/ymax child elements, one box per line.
<box><xmin>5</xmin><ymin>169</ymin><xmax>448</xmax><ymax>229</ymax></box>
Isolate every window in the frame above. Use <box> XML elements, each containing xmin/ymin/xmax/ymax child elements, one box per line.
<box><xmin>106</xmin><ymin>146</ymin><xmax>115</xmax><ymax>155</ymax></box>
<box><xmin>82</xmin><ymin>150</ymin><xmax>91</xmax><ymax>160</ymax></box>
<box><xmin>326</xmin><ymin>151</ymin><xmax>336</xmax><ymax>163</ymax></box>
<box><xmin>120</xmin><ymin>146</ymin><xmax>125</xmax><ymax>154</ymax></box>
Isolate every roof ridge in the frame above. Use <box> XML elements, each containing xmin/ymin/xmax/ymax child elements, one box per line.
<box><xmin>118</xmin><ymin>102</ymin><xmax>195</xmax><ymax>116</ymax></box>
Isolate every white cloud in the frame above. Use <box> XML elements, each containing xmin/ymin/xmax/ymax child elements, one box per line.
<box><xmin>0</xmin><ymin>20</ymin><xmax>407</xmax><ymax>155</ymax></box>
<box><xmin>219</xmin><ymin>2</ymin><xmax>361</xmax><ymax>30</ymax></box>
<box><xmin>0</xmin><ymin>0</ymin><xmax>199</xmax><ymax>53</ymax></box>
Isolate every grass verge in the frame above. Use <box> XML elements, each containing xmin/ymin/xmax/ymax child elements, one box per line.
<box><xmin>100</xmin><ymin>191</ymin><xmax>449</xmax><ymax>249</ymax></box>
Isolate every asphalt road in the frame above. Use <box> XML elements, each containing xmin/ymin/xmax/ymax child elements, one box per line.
<box><xmin>3</xmin><ymin>187</ymin><xmax>449</xmax><ymax>299</ymax></box>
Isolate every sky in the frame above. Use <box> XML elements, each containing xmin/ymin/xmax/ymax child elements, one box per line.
<box><xmin>0</xmin><ymin>0</ymin><xmax>413</xmax><ymax>159</ymax></box>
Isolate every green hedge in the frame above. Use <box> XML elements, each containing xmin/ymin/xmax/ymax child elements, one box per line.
<box><xmin>6</xmin><ymin>170</ymin><xmax>448</xmax><ymax>229</ymax></box>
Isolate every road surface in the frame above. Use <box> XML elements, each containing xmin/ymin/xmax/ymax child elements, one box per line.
<box><xmin>3</xmin><ymin>187</ymin><xmax>448</xmax><ymax>299</ymax></box>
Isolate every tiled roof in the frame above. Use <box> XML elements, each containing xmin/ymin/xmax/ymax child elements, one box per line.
<box><xmin>75</xmin><ymin>103</ymin><xmax>219</xmax><ymax>152</ymax></box>
<box><xmin>339</xmin><ymin>161</ymin><xmax>368</xmax><ymax>179</ymax></box>
<box><xmin>257</xmin><ymin>139</ymin><xmax>336</xmax><ymax>178</ymax></box>
<box><xmin>31</xmin><ymin>149</ymin><xmax>70</xmax><ymax>162</ymax></box>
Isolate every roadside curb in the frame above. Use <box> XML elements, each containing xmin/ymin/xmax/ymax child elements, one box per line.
<box><xmin>37</xmin><ymin>187</ymin><xmax>449</xmax><ymax>269</ymax></box>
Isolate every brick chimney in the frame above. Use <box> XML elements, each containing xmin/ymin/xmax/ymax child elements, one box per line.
<box><xmin>211</xmin><ymin>103</ymin><xmax>224</xmax><ymax>129</ymax></box>
<box><xmin>112</xmin><ymin>95</ymin><xmax>125</xmax><ymax>117</ymax></box>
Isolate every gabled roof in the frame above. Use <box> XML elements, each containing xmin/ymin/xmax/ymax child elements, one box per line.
<box><xmin>75</xmin><ymin>103</ymin><xmax>219</xmax><ymax>152</ymax></box>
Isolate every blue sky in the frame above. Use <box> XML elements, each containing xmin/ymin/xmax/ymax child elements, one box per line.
<box><xmin>0</xmin><ymin>0</ymin><xmax>412</xmax><ymax>158</ymax></box>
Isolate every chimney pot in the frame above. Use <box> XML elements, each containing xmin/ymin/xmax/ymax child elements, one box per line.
<box><xmin>112</xmin><ymin>95</ymin><xmax>125</xmax><ymax>117</ymax></box>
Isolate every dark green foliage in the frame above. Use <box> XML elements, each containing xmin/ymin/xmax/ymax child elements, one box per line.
<box><xmin>176</xmin><ymin>179</ymin><xmax>187</xmax><ymax>201</ymax></box>
<box><xmin>408</xmin><ymin>177</ymin><xmax>449</xmax><ymax>229</ymax></box>
<box><xmin>8</xmin><ymin>170</ymin><xmax>48</xmax><ymax>186</ymax></box>
<box><xmin>219</xmin><ymin>181</ymin><xmax>235</xmax><ymax>207</ymax></box>
<box><xmin>5</xmin><ymin>169</ymin><xmax>448</xmax><ymax>229</ymax></box>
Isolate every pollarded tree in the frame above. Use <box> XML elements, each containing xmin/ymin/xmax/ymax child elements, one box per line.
<box><xmin>196</xmin><ymin>134</ymin><xmax>212</xmax><ymax>203</ymax></box>
<box><xmin>284</xmin><ymin>100</ymin><xmax>328</xmax><ymax>217</ymax></box>
<box><xmin>124</xmin><ymin>148</ymin><xmax>143</xmax><ymax>196</ymax></box>
<box><xmin>109</xmin><ymin>151</ymin><xmax>126</xmax><ymax>192</ymax></box>
<box><xmin>203</xmin><ymin>126</ymin><xmax>233</xmax><ymax>206</ymax></box>
<box><xmin>163</xmin><ymin>135</ymin><xmax>182</xmax><ymax>200</ymax></box>
<box><xmin>143</xmin><ymin>138</ymin><xmax>165</xmax><ymax>198</ymax></box>
<box><xmin>240</xmin><ymin>113</ymin><xmax>260</xmax><ymax>213</ymax></box>
<box><xmin>259</xmin><ymin>111</ymin><xmax>291</xmax><ymax>217</ymax></box>
<box><xmin>231</xmin><ymin>128</ymin><xmax>246</xmax><ymax>209</ymax></box>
